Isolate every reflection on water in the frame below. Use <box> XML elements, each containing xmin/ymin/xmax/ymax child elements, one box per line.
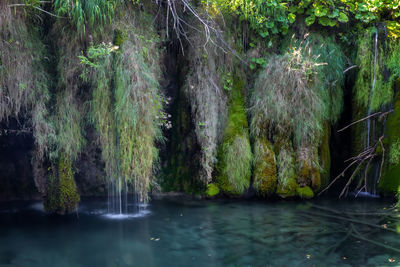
<box><xmin>0</xmin><ymin>198</ymin><xmax>399</xmax><ymax>266</ymax></box>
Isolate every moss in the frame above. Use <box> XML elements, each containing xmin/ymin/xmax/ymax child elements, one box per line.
<box><xmin>216</xmin><ymin>75</ymin><xmax>252</xmax><ymax>195</ymax></box>
<box><xmin>44</xmin><ymin>153</ymin><xmax>80</xmax><ymax>214</ymax></box>
<box><xmin>253</xmin><ymin>138</ymin><xmax>277</xmax><ymax>197</ymax></box>
<box><xmin>319</xmin><ymin>123</ymin><xmax>331</xmax><ymax>189</ymax></box>
<box><xmin>379</xmin><ymin>91</ymin><xmax>400</xmax><ymax>194</ymax></box>
<box><xmin>275</xmin><ymin>138</ymin><xmax>298</xmax><ymax>198</ymax></box>
<box><xmin>205</xmin><ymin>183</ymin><xmax>220</xmax><ymax>197</ymax></box>
<box><xmin>354</xmin><ymin>28</ymin><xmax>400</xmax><ymax>113</ymax></box>
<box><xmin>296</xmin><ymin>186</ymin><xmax>314</xmax><ymax>199</ymax></box>
<box><xmin>298</xmin><ymin>160</ymin><xmax>321</xmax><ymax>191</ymax></box>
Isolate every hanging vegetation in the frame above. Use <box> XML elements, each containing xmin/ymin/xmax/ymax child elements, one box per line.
<box><xmin>216</xmin><ymin>75</ymin><xmax>252</xmax><ymax>195</ymax></box>
<box><xmin>250</xmin><ymin>33</ymin><xmax>345</xmax><ymax>197</ymax></box>
<box><xmin>0</xmin><ymin>3</ymin><xmax>54</xmax><ymax>197</ymax></box>
<box><xmin>183</xmin><ymin>32</ymin><xmax>229</xmax><ymax>185</ymax></box>
<box><xmin>80</xmin><ymin>9</ymin><xmax>164</xmax><ymax>202</ymax></box>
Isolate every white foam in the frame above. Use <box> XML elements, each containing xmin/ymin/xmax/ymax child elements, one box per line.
<box><xmin>103</xmin><ymin>210</ymin><xmax>151</xmax><ymax>220</ymax></box>
<box><xmin>30</xmin><ymin>202</ymin><xmax>44</xmax><ymax>212</ymax></box>
<box><xmin>351</xmin><ymin>191</ymin><xmax>380</xmax><ymax>198</ymax></box>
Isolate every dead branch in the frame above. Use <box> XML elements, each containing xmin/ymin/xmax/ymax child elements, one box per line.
<box><xmin>320</xmin><ymin>108</ymin><xmax>393</xmax><ymax>197</ymax></box>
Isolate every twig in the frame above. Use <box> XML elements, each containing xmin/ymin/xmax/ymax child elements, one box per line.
<box><xmin>338</xmin><ymin>112</ymin><xmax>382</xmax><ymax>132</ymax></box>
<box><xmin>343</xmin><ymin>65</ymin><xmax>357</xmax><ymax>74</ymax></box>
<box><xmin>8</xmin><ymin>4</ymin><xmax>66</xmax><ymax>18</ymax></box>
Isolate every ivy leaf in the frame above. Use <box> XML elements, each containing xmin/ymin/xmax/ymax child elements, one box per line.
<box><xmin>266</xmin><ymin>21</ymin><xmax>275</xmax><ymax>29</ymax></box>
<box><xmin>319</xmin><ymin>17</ymin><xmax>336</xmax><ymax>27</ymax></box>
<box><xmin>338</xmin><ymin>12</ymin><xmax>349</xmax><ymax>23</ymax></box>
<box><xmin>314</xmin><ymin>6</ymin><xmax>328</xmax><ymax>17</ymax></box>
<box><xmin>288</xmin><ymin>13</ymin><xmax>296</xmax><ymax>23</ymax></box>
<box><xmin>288</xmin><ymin>6</ymin><xmax>298</xmax><ymax>13</ymax></box>
<box><xmin>305</xmin><ymin>15</ymin><xmax>316</xmax><ymax>26</ymax></box>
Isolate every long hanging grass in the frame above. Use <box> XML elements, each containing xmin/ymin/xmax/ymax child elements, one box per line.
<box><xmin>0</xmin><ymin>3</ymin><xmax>38</xmax><ymax>121</ymax></box>
<box><xmin>0</xmin><ymin>3</ymin><xmax>53</xmax><ymax>159</ymax></box>
<box><xmin>114</xmin><ymin>16</ymin><xmax>163</xmax><ymax>202</ymax></box>
<box><xmin>184</xmin><ymin>32</ymin><xmax>231</xmax><ymax>184</ymax></box>
<box><xmin>251</xmin><ymin>48</ymin><xmax>325</xmax><ymax>146</ymax></box>
<box><xmin>250</xmin><ymin>33</ymin><xmax>345</xmax><ymax>194</ymax></box>
<box><xmin>53</xmin><ymin>0</ymin><xmax>117</xmax><ymax>35</ymax></box>
<box><xmin>80</xmin><ymin>9</ymin><xmax>164</xmax><ymax>202</ymax></box>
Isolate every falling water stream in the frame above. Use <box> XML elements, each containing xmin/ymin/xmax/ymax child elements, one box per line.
<box><xmin>366</xmin><ymin>30</ymin><xmax>379</xmax><ymax>149</ymax></box>
<box><xmin>364</xmin><ymin>30</ymin><xmax>380</xmax><ymax>196</ymax></box>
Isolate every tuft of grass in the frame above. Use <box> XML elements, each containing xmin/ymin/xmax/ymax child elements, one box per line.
<box><xmin>53</xmin><ymin>0</ymin><xmax>117</xmax><ymax>36</ymax></box>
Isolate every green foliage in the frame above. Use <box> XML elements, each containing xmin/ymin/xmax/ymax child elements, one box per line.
<box><xmin>51</xmin><ymin>91</ymin><xmax>86</xmax><ymax>161</ymax></box>
<box><xmin>206</xmin><ymin>0</ymin><xmax>400</xmax><ymax>39</ymax></box>
<box><xmin>251</xmin><ymin>35</ymin><xmax>341</xmax><ymax>146</ymax></box>
<box><xmin>354</xmin><ymin>29</ymin><xmax>400</xmax><ymax>112</ymax></box>
<box><xmin>53</xmin><ymin>0</ymin><xmax>118</xmax><ymax>35</ymax></box>
<box><xmin>216</xmin><ymin>76</ymin><xmax>252</xmax><ymax>195</ymax></box>
<box><xmin>207</xmin><ymin>0</ymin><xmax>292</xmax><ymax>39</ymax></box>
<box><xmin>0</xmin><ymin>5</ymin><xmax>54</xmax><ymax>162</ymax></box>
<box><xmin>44</xmin><ymin>153</ymin><xmax>80</xmax><ymax>214</ymax></box>
<box><xmin>80</xmin><ymin>10</ymin><xmax>163</xmax><ymax>202</ymax></box>
<box><xmin>249</xmin><ymin>57</ymin><xmax>268</xmax><ymax>70</ymax></box>
<box><xmin>389</xmin><ymin>139</ymin><xmax>400</xmax><ymax>165</ymax></box>
<box><xmin>289</xmin><ymin>0</ymin><xmax>349</xmax><ymax>27</ymax></box>
<box><xmin>205</xmin><ymin>183</ymin><xmax>220</xmax><ymax>197</ymax></box>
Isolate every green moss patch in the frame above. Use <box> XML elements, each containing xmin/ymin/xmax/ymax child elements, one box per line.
<box><xmin>205</xmin><ymin>183</ymin><xmax>220</xmax><ymax>197</ymax></box>
<box><xmin>296</xmin><ymin>186</ymin><xmax>314</xmax><ymax>199</ymax></box>
<box><xmin>216</xmin><ymin>75</ymin><xmax>252</xmax><ymax>195</ymax></box>
<box><xmin>253</xmin><ymin>138</ymin><xmax>277</xmax><ymax>197</ymax></box>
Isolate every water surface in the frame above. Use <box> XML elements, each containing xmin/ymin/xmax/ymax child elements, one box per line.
<box><xmin>0</xmin><ymin>198</ymin><xmax>399</xmax><ymax>266</ymax></box>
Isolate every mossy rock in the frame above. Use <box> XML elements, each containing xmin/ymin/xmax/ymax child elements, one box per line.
<box><xmin>379</xmin><ymin>91</ymin><xmax>400</xmax><ymax>195</ymax></box>
<box><xmin>44</xmin><ymin>154</ymin><xmax>80</xmax><ymax>215</ymax></box>
<box><xmin>205</xmin><ymin>183</ymin><xmax>220</xmax><ymax>197</ymax></box>
<box><xmin>275</xmin><ymin>142</ymin><xmax>298</xmax><ymax>198</ymax></box>
<box><xmin>216</xmin><ymin>75</ymin><xmax>252</xmax><ymax>195</ymax></box>
<box><xmin>217</xmin><ymin>134</ymin><xmax>252</xmax><ymax>195</ymax></box>
<box><xmin>319</xmin><ymin>122</ymin><xmax>331</xmax><ymax>189</ymax></box>
<box><xmin>276</xmin><ymin>177</ymin><xmax>298</xmax><ymax>198</ymax></box>
<box><xmin>253</xmin><ymin>138</ymin><xmax>277</xmax><ymax>197</ymax></box>
<box><xmin>296</xmin><ymin>186</ymin><xmax>314</xmax><ymax>199</ymax></box>
<box><xmin>298</xmin><ymin>161</ymin><xmax>321</xmax><ymax>191</ymax></box>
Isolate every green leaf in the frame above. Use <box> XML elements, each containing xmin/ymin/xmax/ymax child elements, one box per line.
<box><xmin>319</xmin><ymin>17</ymin><xmax>336</xmax><ymax>27</ymax></box>
<box><xmin>288</xmin><ymin>13</ymin><xmax>296</xmax><ymax>23</ymax></box>
<box><xmin>338</xmin><ymin>12</ymin><xmax>349</xmax><ymax>23</ymax></box>
<box><xmin>305</xmin><ymin>15</ymin><xmax>316</xmax><ymax>26</ymax></box>
<box><xmin>314</xmin><ymin>6</ymin><xmax>328</xmax><ymax>17</ymax></box>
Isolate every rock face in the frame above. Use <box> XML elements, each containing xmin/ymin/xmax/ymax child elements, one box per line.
<box><xmin>0</xmin><ymin>121</ymin><xmax>38</xmax><ymax>201</ymax></box>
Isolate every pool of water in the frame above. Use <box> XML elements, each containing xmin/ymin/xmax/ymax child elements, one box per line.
<box><xmin>0</xmin><ymin>197</ymin><xmax>400</xmax><ymax>266</ymax></box>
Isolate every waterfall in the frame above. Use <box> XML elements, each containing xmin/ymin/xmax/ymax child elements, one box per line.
<box><xmin>363</xmin><ymin>30</ymin><xmax>379</xmax><ymax>196</ymax></box>
<box><xmin>107</xmin><ymin>178</ymin><xmax>147</xmax><ymax>216</ymax></box>
<box><xmin>366</xmin><ymin>30</ymin><xmax>379</xmax><ymax>149</ymax></box>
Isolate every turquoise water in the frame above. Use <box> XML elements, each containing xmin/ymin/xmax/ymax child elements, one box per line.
<box><xmin>0</xmin><ymin>198</ymin><xmax>399</xmax><ymax>266</ymax></box>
